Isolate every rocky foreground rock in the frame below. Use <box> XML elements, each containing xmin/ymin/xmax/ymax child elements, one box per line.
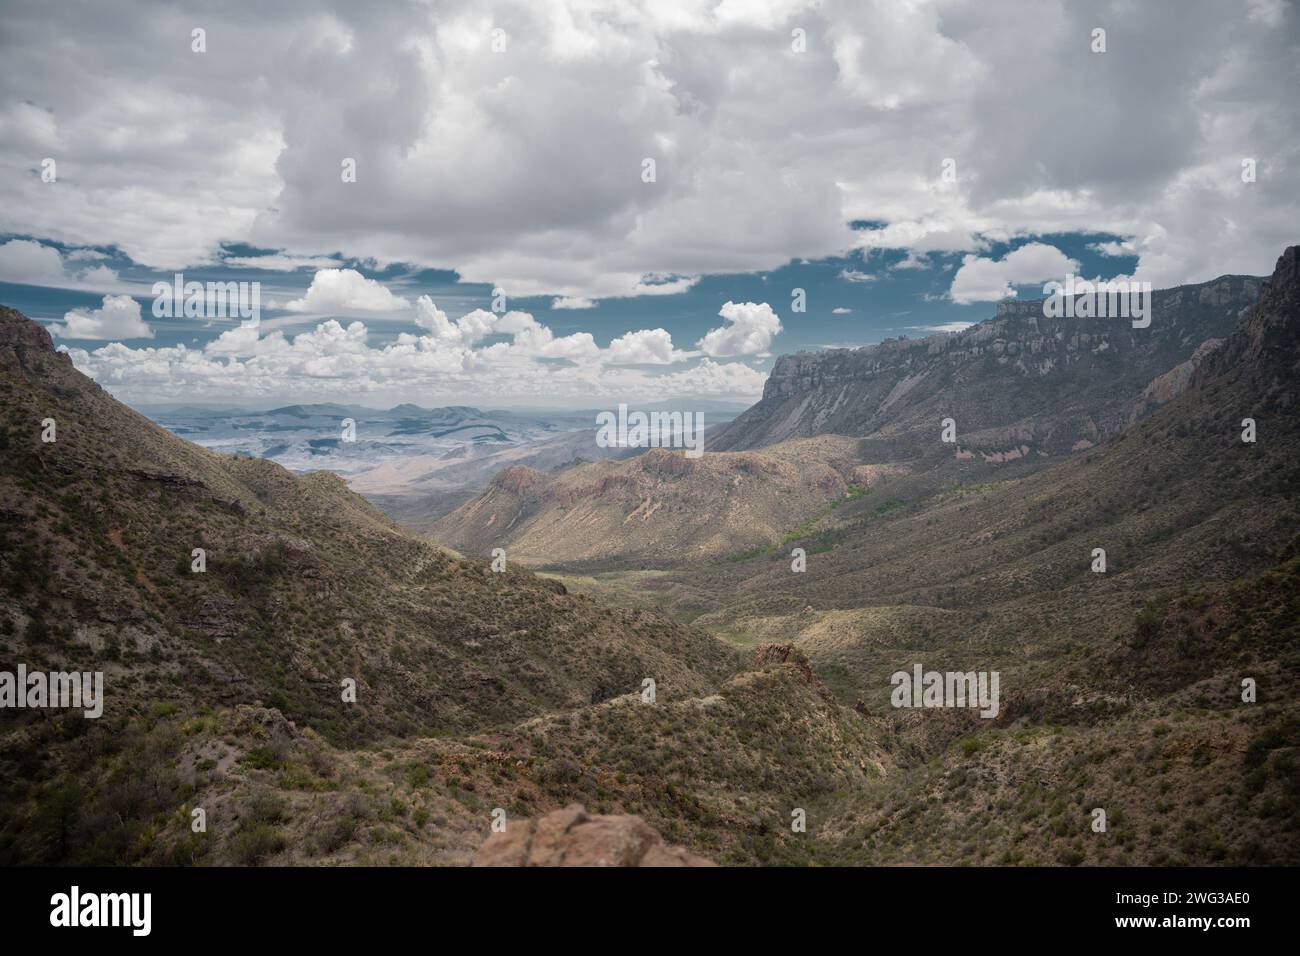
<box><xmin>472</xmin><ymin>804</ymin><xmax>715</xmax><ymax>867</ymax></box>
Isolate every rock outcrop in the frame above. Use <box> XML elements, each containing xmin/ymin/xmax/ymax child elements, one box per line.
<box><xmin>0</xmin><ymin>305</ymin><xmax>73</xmax><ymax>369</ymax></box>
<box><xmin>754</xmin><ymin>642</ymin><xmax>818</xmax><ymax>685</ymax></box>
<box><xmin>472</xmin><ymin>804</ymin><xmax>715</xmax><ymax>867</ymax></box>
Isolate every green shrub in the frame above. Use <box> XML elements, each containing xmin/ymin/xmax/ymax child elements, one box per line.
<box><xmin>232</xmin><ymin>824</ymin><xmax>285</xmax><ymax>865</ymax></box>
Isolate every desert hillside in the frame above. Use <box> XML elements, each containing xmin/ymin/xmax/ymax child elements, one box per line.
<box><xmin>2</xmin><ymin>249</ymin><xmax>1296</xmax><ymax>868</ymax></box>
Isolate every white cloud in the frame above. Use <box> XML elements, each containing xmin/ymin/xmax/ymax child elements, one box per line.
<box><xmin>223</xmin><ymin>252</ymin><xmax>344</xmax><ymax>271</ymax></box>
<box><xmin>551</xmin><ymin>296</ymin><xmax>596</xmax><ymax>309</ymax></box>
<box><xmin>1088</xmin><ymin>239</ymin><xmax>1136</xmax><ymax>258</ymax></box>
<box><xmin>488</xmin><ymin>310</ymin><xmax>601</xmax><ymax>361</ymax></box>
<box><xmin>948</xmin><ymin>243</ymin><xmax>1080</xmax><ymax>304</ymax></box>
<box><xmin>629</xmin><ymin>276</ymin><xmax>700</xmax><ymax>297</ymax></box>
<box><xmin>832</xmin><ymin>307</ymin><xmax>853</xmax><ymax>314</ymax></box>
<box><xmin>605</xmin><ymin>328</ymin><xmax>686</xmax><ymax>364</ymax></box>
<box><xmin>0</xmin><ymin>239</ymin><xmax>122</xmax><ymax>291</ymax></box>
<box><xmin>854</xmin><ymin>220</ymin><xmax>985</xmax><ymax>257</ymax></box>
<box><xmin>76</xmin><ymin>265</ymin><xmax>120</xmax><ymax>287</ymax></box>
<box><xmin>285</xmin><ymin>268</ymin><xmax>409</xmax><ymax>313</ymax></box>
<box><xmin>890</xmin><ymin>251</ymin><xmax>932</xmax><ymax>270</ymax></box>
<box><xmin>0</xmin><ymin>238</ymin><xmax>67</xmax><ymax>286</ymax></box>
<box><xmin>65</xmin><ymin>311</ymin><xmax>767</xmax><ymax>404</ymax></box>
<box><xmin>838</xmin><ymin>268</ymin><xmax>876</xmax><ymax>284</ymax></box>
<box><xmin>831</xmin><ymin>1</ymin><xmax>983</xmax><ymax>110</ymax></box>
<box><xmin>909</xmin><ymin>321</ymin><xmax>975</xmax><ymax>333</ymax></box>
<box><xmin>412</xmin><ymin>296</ymin><xmax>460</xmax><ymax>343</ymax></box>
<box><xmin>64</xmin><ymin>248</ymin><xmax>108</xmax><ymax>262</ymax></box>
<box><xmin>655</xmin><ymin>357</ymin><xmax>768</xmax><ymax>397</ymax></box>
<box><xmin>0</xmin><ymin>0</ymin><xmax>1292</xmax><ymax>329</ymax></box>
<box><xmin>697</xmin><ymin>301</ymin><xmax>783</xmax><ymax>357</ymax></box>
<box><xmin>410</xmin><ymin>298</ymin><xmax>600</xmax><ymax>361</ymax></box>
<box><xmin>51</xmin><ymin>294</ymin><xmax>152</xmax><ymax>340</ymax></box>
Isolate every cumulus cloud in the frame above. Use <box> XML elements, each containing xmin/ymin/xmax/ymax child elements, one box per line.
<box><xmin>605</xmin><ymin>328</ymin><xmax>687</xmax><ymax>364</ymax></box>
<box><xmin>838</xmin><ymin>268</ymin><xmax>876</xmax><ymax>284</ymax></box>
<box><xmin>65</xmin><ymin>311</ymin><xmax>765</xmax><ymax>404</ymax></box>
<box><xmin>51</xmin><ymin>294</ymin><xmax>152</xmax><ymax>340</ymax></box>
<box><xmin>411</xmin><ymin>296</ymin><xmax>598</xmax><ymax>361</ymax></box>
<box><xmin>285</xmin><ymin>268</ymin><xmax>409</xmax><ymax>313</ymax></box>
<box><xmin>488</xmin><ymin>310</ymin><xmax>600</xmax><ymax>361</ymax></box>
<box><xmin>654</xmin><ymin>358</ymin><xmax>768</xmax><ymax>397</ymax></box>
<box><xmin>831</xmin><ymin>0</ymin><xmax>983</xmax><ymax>110</ymax></box>
<box><xmin>0</xmin><ymin>0</ymin><xmax>1295</xmax><ymax>400</ymax></box>
<box><xmin>6</xmin><ymin>0</ymin><xmax>1283</xmax><ymax>300</ymax></box>
<box><xmin>948</xmin><ymin>243</ymin><xmax>1080</xmax><ymax>304</ymax></box>
<box><xmin>551</xmin><ymin>296</ymin><xmax>596</xmax><ymax>309</ymax></box>
<box><xmin>412</xmin><ymin>296</ymin><xmax>464</xmax><ymax>343</ymax></box>
<box><xmin>697</xmin><ymin>301</ymin><xmax>783</xmax><ymax>358</ymax></box>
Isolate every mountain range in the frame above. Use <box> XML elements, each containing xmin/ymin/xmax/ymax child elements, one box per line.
<box><xmin>432</xmin><ymin>271</ymin><xmax>1267</xmax><ymax>568</ymax></box>
<box><xmin>1</xmin><ymin>246</ymin><xmax>1296</xmax><ymax>866</ymax></box>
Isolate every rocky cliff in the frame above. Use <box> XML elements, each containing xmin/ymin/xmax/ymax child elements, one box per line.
<box><xmin>710</xmin><ymin>274</ymin><xmax>1263</xmax><ymax>457</ymax></box>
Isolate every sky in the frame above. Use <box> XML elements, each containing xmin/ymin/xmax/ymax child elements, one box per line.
<box><xmin>0</xmin><ymin>0</ymin><xmax>1295</xmax><ymax>410</ymax></box>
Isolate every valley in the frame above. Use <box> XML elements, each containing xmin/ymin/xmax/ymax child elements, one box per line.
<box><xmin>1</xmin><ymin>248</ymin><xmax>1297</xmax><ymax>867</ymax></box>
<box><xmin>431</xmin><ymin>250</ymin><xmax>1300</xmax><ymax>864</ymax></box>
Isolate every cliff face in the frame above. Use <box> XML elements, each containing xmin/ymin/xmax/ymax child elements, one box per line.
<box><xmin>1197</xmin><ymin>246</ymin><xmax>1300</xmax><ymax>380</ymax></box>
<box><xmin>0</xmin><ymin>305</ymin><xmax>73</xmax><ymax>371</ymax></box>
<box><xmin>710</xmin><ymin>274</ymin><xmax>1263</xmax><ymax>456</ymax></box>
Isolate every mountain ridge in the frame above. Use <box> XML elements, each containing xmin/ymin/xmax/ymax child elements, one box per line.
<box><xmin>433</xmin><ymin>270</ymin><xmax>1268</xmax><ymax>566</ymax></box>
<box><xmin>1</xmin><ymin>247</ymin><xmax>1296</xmax><ymax>868</ymax></box>
<box><xmin>1</xmin><ymin>302</ymin><xmax>890</xmax><ymax>867</ymax></box>
<box><xmin>711</xmin><ymin>272</ymin><xmax>1262</xmax><ymax>454</ymax></box>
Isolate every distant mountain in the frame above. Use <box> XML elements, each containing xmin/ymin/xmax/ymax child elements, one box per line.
<box><xmin>356</xmin><ymin>427</ymin><xmax>642</xmax><ymax>533</ymax></box>
<box><xmin>436</xmin><ymin>271</ymin><xmax>1268</xmax><ymax>566</ymax></box>
<box><xmin>711</xmin><ymin>273</ymin><xmax>1262</xmax><ymax>456</ymax></box>
<box><xmin>263</xmin><ymin>403</ymin><xmax>360</xmax><ymax>419</ymax></box>
<box><xmin>432</xmin><ymin>436</ymin><xmax>871</xmax><ymax>566</ymax></box>
<box><xmin>145</xmin><ymin>403</ymin><xmax>595</xmax><ymax>487</ymax></box>
<box><xmin>139</xmin><ymin>401</ymin><xmax>750</xmax><ymax>538</ymax></box>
